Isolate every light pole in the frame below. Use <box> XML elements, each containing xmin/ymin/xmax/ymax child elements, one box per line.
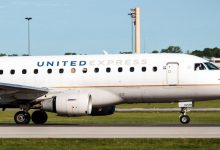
<box><xmin>128</xmin><ymin>10</ymin><xmax>135</xmax><ymax>53</ymax></box>
<box><xmin>128</xmin><ymin>8</ymin><xmax>141</xmax><ymax>54</ymax></box>
<box><xmin>25</xmin><ymin>17</ymin><xmax>32</xmax><ymax>56</ymax></box>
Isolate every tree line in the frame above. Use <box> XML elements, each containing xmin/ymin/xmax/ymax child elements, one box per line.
<box><xmin>0</xmin><ymin>53</ymin><xmax>29</xmax><ymax>56</ymax></box>
<box><xmin>151</xmin><ymin>46</ymin><xmax>220</xmax><ymax>58</ymax></box>
<box><xmin>120</xmin><ymin>46</ymin><xmax>220</xmax><ymax>58</ymax></box>
<box><xmin>1</xmin><ymin>46</ymin><xmax>220</xmax><ymax>58</ymax></box>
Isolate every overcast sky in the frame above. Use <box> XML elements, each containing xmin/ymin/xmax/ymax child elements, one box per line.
<box><xmin>0</xmin><ymin>0</ymin><xmax>219</xmax><ymax>55</ymax></box>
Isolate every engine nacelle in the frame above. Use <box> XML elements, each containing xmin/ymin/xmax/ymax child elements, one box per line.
<box><xmin>42</xmin><ymin>90</ymin><xmax>92</xmax><ymax>116</ymax></box>
<box><xmin>91</xmin><ymin>106</ymin><xmax>115</xmax><ymax>116</ymax></box>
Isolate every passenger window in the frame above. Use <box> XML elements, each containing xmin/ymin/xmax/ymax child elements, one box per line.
<box><xmin>106</xmin><ymin>67</ymin><xmax>111</xmax><ymax>73</ymax></box>
<box><xmin>194</xmin><ymin>63</ymin><xmax>206</xmax><ymax>71</ymax></box>
<box><xmin>71</xmin><ymin>68</ymin><xmax>76</xmax><ymax>73</ymax></box>
<box><xmin>0</xmin><ymin>70</ymin><xmax>3</xmax><ymax>75</ymax></box>
<box><xmin>118</xmin><ymin>67</ymin><xmax>123</xmax><ymax>72</ymax></box>
<box><xmin>10</xmin><ymin>69</ymin><xmax>15</xmax><ymax>75</ymax></box>
<box><xmin>59</xmin><ymin>68</ymin><xmax>64</xmax><ymax>74</ymax></box>
<box><xmin>47</xmin><ymin>69</ymin><xmax>52</xmax><ymax>74</ymax></box>
<box><xmin>142</xmin><ymin>67</ymin><xmax>146</xmax><ymax>72</ymax></box>
<box><xmin>22</xmin><ymin>69</ymin><xmax>27</xmax><ymax>74</ymax></box>
<box><xmin>94</xmin><ymin>68</ymin><xmax>99</xmax><ymax>73</ymax></box>
<box><xmin>130</xmin><ymin>67</ymin><xmax>134</xmax><ymax>72</ymax></box>
<box><xmin>34</xmin><ymin>69</ymin><xmax>38</xmax><ymax>74</ymax></box>
<box><xmin>82</xmin><ymin>68</ymin><xmax>87</xmax><ymax>73</ymax></box>
<box><xmin>153</xmin><ymin>67</ymin><xmax>157</xmax><ymax>72</ymax></box>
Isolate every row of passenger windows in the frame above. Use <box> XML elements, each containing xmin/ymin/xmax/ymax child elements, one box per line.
<box><xmin>0</xmin><ymin>66</ymin><xmax>158</xmax><ymax>75</ymax></box>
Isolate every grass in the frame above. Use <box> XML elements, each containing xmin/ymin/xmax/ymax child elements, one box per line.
<box><xmin>46</xmin><ymin>111</ymin><xmax>220</xmax><ymax>125</ymax></box>
<box><xmin>117</xmin><ymin>100</ymin><xmax>220</xmax><ymax>108</ymax></box>
<box><xmin>0</xmin><ymin>139</ymin><xmax>220</xmax><ymax>150</ymax></box>
<box><xmin>0</xmin><ymin>110</ymin><xmax>220</xmax><ymax>150</ymax></box>
<box><xmin>1</xmin><ymin>110</ymin><xmax>220</xmax><ymax>125</ymax></box>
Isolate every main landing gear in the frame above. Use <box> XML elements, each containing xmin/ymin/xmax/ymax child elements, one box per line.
<box><xmin>14</xmin><ymin>110</ymin><xmax>48</xmax><ymax>125</ymax></box>
<box><xmin>178</xmin><ymin>102</ymin><xmax>193</xmax><ymax>124</ymax></box>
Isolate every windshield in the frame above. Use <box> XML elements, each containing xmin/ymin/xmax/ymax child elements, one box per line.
<box><xmin>204</xmin><ymin>62</ymin><xmax>219</xmax><ymax>70</ymax></box>
<box><xmin>194</xmin><ymin>63</ymin><xmax>206</xmax><ymax>71</ymax></box>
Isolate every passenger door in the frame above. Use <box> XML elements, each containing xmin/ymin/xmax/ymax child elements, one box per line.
<box><xmin>166</xmin><ymin>63</ymin><xmax>179</xmax><ymax>85</ymax></box>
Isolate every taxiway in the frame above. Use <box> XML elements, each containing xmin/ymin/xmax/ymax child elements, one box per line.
<box><xmin>0</xmin><ymin>125</ymin><xmax>220</xmax><ymax>138</ymax></box>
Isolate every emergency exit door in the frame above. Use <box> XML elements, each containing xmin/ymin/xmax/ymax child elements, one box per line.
<box><xmin>166</xmin><ymin>63</ymin><xmax>179</xmax><ymax>85</ymax></box>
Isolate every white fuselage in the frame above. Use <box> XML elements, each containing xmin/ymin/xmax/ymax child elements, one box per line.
<box><xmin>0</xmin><ymin>53</ymin><xmax>220</xmax><ymax>107</ymax></box>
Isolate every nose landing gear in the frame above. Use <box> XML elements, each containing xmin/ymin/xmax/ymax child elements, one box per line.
<box><xmin>179</xmin><ymin>107</ymin><xmax>190</xmax><ymax>124</ymax></box>
<box><xmin>178</xmin><ymin>101</ymin><xmax>193</xmax><ymax>124</ymax></box>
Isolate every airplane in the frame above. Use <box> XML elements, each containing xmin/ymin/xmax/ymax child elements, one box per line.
<box><xmin>0</xmin><ymin>53</ymin><xmax>219</xmax><ymax>125</ymax></box>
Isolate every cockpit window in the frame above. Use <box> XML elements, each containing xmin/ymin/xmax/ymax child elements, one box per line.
<box><xmin>204</xmin><ymin>62</ymin><xmax>219</xmax><ymax>70</ymax></box>
<box><xmin>194</xmin><ymin>63</ymin><xmax>206</xmax><ymax>71</ymax></box>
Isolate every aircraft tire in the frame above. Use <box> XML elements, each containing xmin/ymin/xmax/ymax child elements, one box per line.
<box><xmin>14</xmin><ymin>111</ymin><xmax>31</xmax><ymax>124</ymax></box>
<box><xmin>180</xmin><ymin>115</ymin><xmax>190</xmax><ymax>124</ymax></box>
<box><xmin>32</xmin><ymin>110</ymin><xmax>48</xmax><ymax>124</ymax></box>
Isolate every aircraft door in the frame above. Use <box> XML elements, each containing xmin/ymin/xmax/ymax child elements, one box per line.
<box><xmin>166</xmin><ymin>63</ymin><xmax>179</xmax><ymax>85</ymax></box>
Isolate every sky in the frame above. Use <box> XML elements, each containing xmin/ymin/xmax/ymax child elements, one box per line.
<box><xmin>0</xmin><ymin>0</ymin><xmax>220</xmax><ymax>55</ymax></box>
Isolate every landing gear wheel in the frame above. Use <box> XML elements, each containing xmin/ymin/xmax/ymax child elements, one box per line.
<box><xmin>14</xmin><ymin>111</ymin><xmax>31</xmax><ymax>124</ymax></box>
<box><xmin>32</xmin><ymin>110</ymin><xmax>48</xmax><ymax>124</ymax></box>
<box><xmin>180</xmin><ymin>115</ymin><xmax>190</xmax><ymax>124</ymax></box>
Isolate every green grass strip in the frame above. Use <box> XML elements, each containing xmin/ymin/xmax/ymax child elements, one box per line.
<box><xmin>0</xmin><ymin>139</ymin><xmax>220</xmax><ymax>150</ymax></box>
<box><xmin>1</xmin><ymin>111</ymin><xmax>220</xmax><ymax>125</ymax></box>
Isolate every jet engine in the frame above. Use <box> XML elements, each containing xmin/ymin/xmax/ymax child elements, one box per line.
<box><xmin>42</xmin><ymin>90</ymin><xmax>92</xmax><ymax>116</ymax></box>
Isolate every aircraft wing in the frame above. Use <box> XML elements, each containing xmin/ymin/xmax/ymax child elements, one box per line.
<box><xmin>0</xmin><ymin>83</ymin><xmax>48</xmax><ymax>100</ymax></box>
